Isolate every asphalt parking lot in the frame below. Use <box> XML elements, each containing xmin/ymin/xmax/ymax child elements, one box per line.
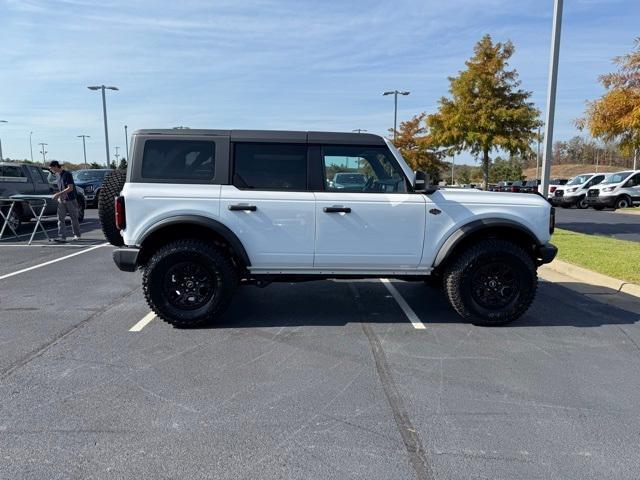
<box><xmin>555</xmin><ymin>207</ymin><xmax>640</xmax><ymax>242</ymax></box>
<box><xmin>2</xmin><ymin>210</ymin><xmax>640</xmax><ymax>479</ymax></box>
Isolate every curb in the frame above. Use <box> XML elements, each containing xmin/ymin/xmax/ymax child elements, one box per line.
<box><xmin>541</xmin><ymin>259</ymin><xmax>640</xmax><ymax>299</ymax></box>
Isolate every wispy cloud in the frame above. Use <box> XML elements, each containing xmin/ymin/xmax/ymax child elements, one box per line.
<box><xmin>0</xmin><ymin>0</ymin><xmax>638</xmax><ymax>164</ymax></box>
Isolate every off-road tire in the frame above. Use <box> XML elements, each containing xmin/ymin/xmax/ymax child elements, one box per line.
<box><xmin>615</xmin><ymin>195</ymin><xmax>631</xmax><ymax>209</ymax></box>
<box><xmin>98</xmin><ymin>170</ymin><xmax>126</xmax><ymax>246</ymax></box>
<box><xmin>443</xmin><ymin>239</ymin><xmax>537</xmax><ymax>326</ymax></box>
<box><xmin>143</xmin><ymin>240</ymin><xmax>239</xmax><ymax>328</ymax></box>
<box><xmin>576</xmin><ymin>196</ymin><xmax>588</xmax><ymax>209</ymax></box>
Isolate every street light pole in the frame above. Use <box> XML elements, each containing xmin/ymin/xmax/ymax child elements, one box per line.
<box><xmin>0</xmin><ymin>120</ymin><xmax>7</xmax><ymax>161</ymax></box>
<box><xmin>382</xmin><ymin>90</ymin><xmax>410</xmax><ymax>142</ymax></box>
<box><xmin>536</xmin><ymin>127</ymin><xmax>541</xmax><ymax>180</ymax></box>
<box><xmin>540</xmin><ymin>0</ymin><xmax>563</xmax><ymax>198</ymax></box>
<box><xmin>38</xmin><ymin>143</ymin><xmax>48</xmax><ymax>166</ymax></box>
<box><xmin>352</xmin><ymin>129</ymin><xmax>367</xmax><ymax>133</ymax></box>
<box><xmin>30</xmin><ymin>131</ymin><xmax>34</xmax><ymax>162</ymax></box>
<box><xmin>77</xmin><ymin>135</ymin><xmax>90</xmax><ymax>167</ymax></box>
<box><xmin>114</xmin><ymin>146</ymin><xmax>120</xmax><ymax>167</ymax></box>
<box><xmin>124</xmin><ymin>125</ymin><xmax>129</xmax><ymax>161</ymax></box>
<box><xmin>88</xmin><ymin>85</ymin><xmax>119</xmax><ymax>169</ymax></box>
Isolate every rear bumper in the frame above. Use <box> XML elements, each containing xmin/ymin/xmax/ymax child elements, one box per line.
<box><xmin>536</xmin><ymin>243</ymin><xmax>557</xmax><ymax>265</ymax></box>
<box><xmin>113</xmin><ymin>247</ymin><xmax>139</xmax><ymax>272</ymax></box>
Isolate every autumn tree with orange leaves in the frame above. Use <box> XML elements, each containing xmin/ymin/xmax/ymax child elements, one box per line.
<box><xmin>578</xmin><ymin>38</ymin><xmax>640</xmax><ymax>168</ymax></box>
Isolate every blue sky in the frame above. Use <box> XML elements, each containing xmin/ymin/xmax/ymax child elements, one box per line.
<box><xmin>0</xmin><ymin>0</ymin><xmax>638</xmax><ymax>166</ymax></box>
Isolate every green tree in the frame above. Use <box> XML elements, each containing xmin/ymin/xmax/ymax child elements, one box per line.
<box><xmin>577</xmin><ymin>37</ymin><xmax>640</xmax><ymax>163</ymax></box>
<box><xmin>489</xmin><ymin>157</ymin><xmax>524</xmax><ymax>183</ymax></box>
<box><xmin>89</xmin><ymin>162</ymin><xmax>101</xmax><ymax>169</ymax></box>
<box><xmin>392</xmin><ymin>113</ymin><xmax>446</xmax><ymax>182</ymax></box>
<box><xmin>427</xmin><ymin>34</ymin><xmax>541</xmax><ymax>189</ymax></box>
<box><xmin>118</xmin><ymin>158</ymin><xmax>128</xmax><ymax>170</ymax></box>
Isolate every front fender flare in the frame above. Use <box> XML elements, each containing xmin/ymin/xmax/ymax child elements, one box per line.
<box><xmin>432</xmin><ymin>218</ymin><xmax>541</xmax><ymax>268</ymax></box>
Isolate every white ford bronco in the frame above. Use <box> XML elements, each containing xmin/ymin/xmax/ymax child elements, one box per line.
<box><xmin>99</xmin><ymin>129</ymin><xmax>557</xmax><ymax>327</ymax></box>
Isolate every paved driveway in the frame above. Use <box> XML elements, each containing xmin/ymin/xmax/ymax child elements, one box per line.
<box><xmin>555</xmin><ymin>207</ymin><xmax>640</xmax><ymax>242</ymax></box>
<box><xmin>1</xmin><ymin>211</ymin><xmax>640</xmax><ymax>479</ymax></box>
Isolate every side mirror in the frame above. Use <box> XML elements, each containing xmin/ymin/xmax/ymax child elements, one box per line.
<box><xmin>414</xmin><ymin>171</ymin><xmax>438</xmax><ymax>194</ymax></box>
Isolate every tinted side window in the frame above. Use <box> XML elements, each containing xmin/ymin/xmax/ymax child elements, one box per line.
<box><xmin>141</xmin><ymin>140</ymin><xmax>215</xmax><ymax>181</ymax></box>
<box><xmin>1</xmin><ymin>166</ymin><xmax>27</xmax><ymax>179</ymax></box>
<box><xmin>233</xmin><ymin>143</ymin><xmax>307</xmax><ymax>191</ymax></box>
<box><xmin>27</xmin><ymin>166</ymin><xmax>45</xmax><ymax>183</ymax></box>
<box><xmin>627</xmin><ymin>174</ymin><xmax>640</xmax><ymax>187</ymax></box>
<box><xmin>321</xmin><ymin>145</ymin><xmax>407</xmax><ymax>193</ymax></box>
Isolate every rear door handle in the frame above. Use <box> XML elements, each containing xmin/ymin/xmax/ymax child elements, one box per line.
<box><xmin>323</xmin><ymin>206</ymin><xmax>351</xmax><ymax>213</ymax></box>
<box><xmin>228</xmin><ymin>204</ymin><xmax>257</xmax><ymax>212</ymax></box>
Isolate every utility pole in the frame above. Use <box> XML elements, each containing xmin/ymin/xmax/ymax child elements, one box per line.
<box><xmin>87</xmin><ymin>85</ymin><xmax>119</xmax><ymax>168</ymax></box>
<box><xmin>0</xmin><ymin>120</ymin><xmax>7</xmax><ymax>161</ymax></box>
<box><xmin>114</xmin><ymin>146</ymin><xmax>120</xmax><ymax>167</ymax></box>
<box><xmin>77</xmin><ymin>135</ymin><xmax>90</xmax><ymax>167</ymax></box>
<box><xmin>382</xmin><ymin>90</ymin><xmax>410</xmax><ymax>142</ymax></box>
<box><xmin>30</xmin><ymin>131</ymin><xmax>34</xmax><ymax>162</ymax></box>
<box><xmin>634</xmin><ymin>147</ymin><xmax>638</xmax><ymax>170</ymax></box>
<box><xmin>352</xmin><ymin>129</ymin><xmax>367</xmax><ymax>133</ymax></box>
<box><xmin>451</xmin><ymin>153</ymin><xmax>455</xmax><ymax>185</ymax></box>
<box><xmin>124</xmin><ymin>125</ymin><xmax>129</xmax><ymax>161</ymax></box>
<box><xmin>540</xmin><ymin>0</ymin><xmax>563</xmax><ymax>198</ymax></box>
<box><xmin>39</xmin><ymin>143</ymin><xmax>48</xmax><ymax>166</ymax></box>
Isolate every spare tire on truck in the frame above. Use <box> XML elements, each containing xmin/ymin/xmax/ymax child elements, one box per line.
<box><xmin>98</xmin><ymin>170</ymin><xmax>126</xmax><ymax>246</ymax></box>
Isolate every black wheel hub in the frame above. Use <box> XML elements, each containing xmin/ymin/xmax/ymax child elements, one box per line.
<box><xmin>470</xmin><ymin>262</ymin><xmax>518</xmax><ymax>310</ymax></box>
<box><xmin>163</xmin><ymin>261</ymin><xmax>215</xmax><ymax>310</ymax></box>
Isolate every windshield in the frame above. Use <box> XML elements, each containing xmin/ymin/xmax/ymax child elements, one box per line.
<box><xmin>601</xmin><ymin>171</ymin><xmax>632</xmax><ymax>184</ymax></box>
<box><xmin>566</xmin><ymin>174</ymin><xmax>592</xmax><ymax>186</ymax></box>
<box><xmin>72</xmin><ymin>170</ymin><xmax>109</xmax><ymax>182</ymax></box>
<box><xmin>334</xmin><ymin>173</ymin><xmax>366</xmax><ymax>184</ymax></box>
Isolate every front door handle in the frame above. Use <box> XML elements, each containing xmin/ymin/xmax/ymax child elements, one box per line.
<box><xmin>323</xmin><ymin>206</ymin><xmax>351</xmax><ymax>213</ymax></box>
<box><xmin>228</xmin><ymin>204</ymin><xmax>257</xmax><ymax>212</ymax></box>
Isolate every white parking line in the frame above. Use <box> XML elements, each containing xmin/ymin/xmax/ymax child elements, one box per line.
<box><xmin>129</xmin><ymin>312</ymin><xmax>156</xmax><ymax>332</ymax></box>
<box><xmin>0</xmin><ymin>243</ymin><xmax>99</xmax><ymax>248</ymax></box>
<box><xmin>380</xmin><ymin>278</ymin><xmax>426</xmax><ymax>330</ymax></box>
<box><xmin>0</xmin><ymin>243</ymin><xmax>109</xmax><ymax>281</ymax></box>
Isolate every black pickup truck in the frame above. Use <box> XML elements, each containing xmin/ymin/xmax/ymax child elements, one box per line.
<box><xmin>0</xmin><ymin>162</ymin><xmax>85</xmax><ymax>231</ymax></box>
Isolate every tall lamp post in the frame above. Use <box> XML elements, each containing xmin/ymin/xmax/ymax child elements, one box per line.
<box><xmin>382</xmin><ymin>90</ymin><xmax>410</xmax><ymax>142</ymax></box>
<box><xmin>38</xmin><ymin>143</ymin><xmax>48</xmax><ymax>166</ymax></box>
<box><xmin>0</xmin><ymin>120</ymin><xmax>7</xmax><ymax>161</ymax></box>
<box><xmin>124</xmin><ymin>125</ymin><xmax>129</xmax><ymax>162</ymax></box>
<box><xmin>114</xmin><ymin>146</ymin><xmax>120</xmax><ymax>167</ymax></box>
<box><xmin>540</xmin><ymin>0</ymin><xmax>563</xmax><ymax>197</ymax></box>
<box><xmin>30</xmin><ymin>131</ymin><xmax>34</xmax><ymax>162</ymax></box>
<box><xmin>77</xmin><ymin>135</ymin><xmax>90</xmax><ymax>167</ymax></box>
<box><xmin>87</xmin><ymin>85</ymin><xmax>119</xmax><ymax>168</ymax></box>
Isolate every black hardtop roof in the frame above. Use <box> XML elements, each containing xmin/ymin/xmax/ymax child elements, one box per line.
<box><xmin>132</xmin><ymin>129</ymin><xmax>386</xmax><ymax>146</ymax></box>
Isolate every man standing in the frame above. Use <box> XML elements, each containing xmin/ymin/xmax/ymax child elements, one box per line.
<box><xmin>49</xmin><ymin>161</ymin><xmax>81</xmax><ymax>242</ymax></box>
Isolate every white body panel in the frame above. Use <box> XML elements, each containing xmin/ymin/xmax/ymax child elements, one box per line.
<box><xmin>121</xmin><ymin>183</ymin><xmax>222</xmax><ymax>247</ymax></box>
<box><xmin>314</xmin><ymin>192</ymin><xmax>426</xmax><ymax>269</ymax></box>
<box><xmin>219</xmin><ymin>185</ymin><xmax>315</xmax><ymax>268</ymax></box>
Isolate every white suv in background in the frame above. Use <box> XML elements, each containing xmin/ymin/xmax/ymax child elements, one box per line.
<box><xmin>586</xmin><ymin>170</ymin><xmax>640</xmax><ymax>210</ymax></box>
<box><xmin>551</xmin><ymin>173</ymin><xmax>608</xmax><ymax>209</ymax></box>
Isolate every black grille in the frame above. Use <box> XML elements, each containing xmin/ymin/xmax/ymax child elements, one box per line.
<box><xmin>588</xmin><ymin>189</ymin><xmax>599</xmax><ymax>197</ymax></box>
<box><xmin>554</xmin><ymin>190</ymin><xmax>564</xmax><ymax>197</ymax></box>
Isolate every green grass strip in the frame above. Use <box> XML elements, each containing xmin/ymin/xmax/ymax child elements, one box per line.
<box><xmin>552</xmin><ymin>228</ymin><xmax>640</xmax><ymax>284</ymax></box>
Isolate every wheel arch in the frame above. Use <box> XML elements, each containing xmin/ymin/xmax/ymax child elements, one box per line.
<box><xmin>433</xmin><ymin>219</ymin><xmax>542</xmax><ymax>270</ymax></box>
<box><xmin>137</xmin><ymin>215</ymin><xmax>251</xmax><ymax>268</ymax></box>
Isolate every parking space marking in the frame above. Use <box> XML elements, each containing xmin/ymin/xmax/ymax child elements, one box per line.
<box><xmin>129</xmin><ymin>312</ymin><xmax>156</xmax><ymax>332</ymax></box>
<box><xmin>380</xmin><ymin>279</ymin><xmax>426</xmax><ymax>329</ymax></box>
<box><xmin>0</xmin><ymin>243</ymin><xmax>109</xmax><ymax>281</ymax></box>
<box><xmin>0</xmin><ymin>243</ymin><xmax>100</xmax><ymax>248</ymax></box>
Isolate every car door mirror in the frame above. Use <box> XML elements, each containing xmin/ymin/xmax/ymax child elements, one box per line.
<box><xmin>414</xmin><ymin>170</ymin><xmax>437</xmax><ymax>194</ymax></box>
